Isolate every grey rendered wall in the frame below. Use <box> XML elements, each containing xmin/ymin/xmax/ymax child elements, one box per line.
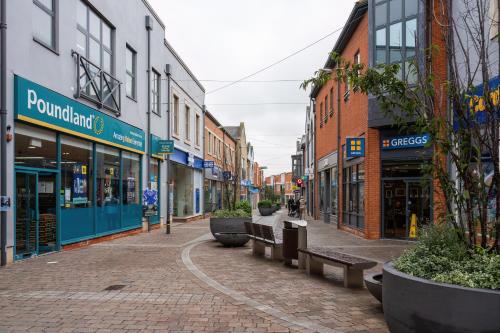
<box><xmin>4</xmin><ymin>0</ymin><xmax>205</xmax><ymax>245</ymax></box>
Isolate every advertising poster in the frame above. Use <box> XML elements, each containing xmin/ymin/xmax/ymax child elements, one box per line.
<box><xmin>72</xmin><ymin>163</ymin><xmax>88</xmax><ymax>205</ymax></box>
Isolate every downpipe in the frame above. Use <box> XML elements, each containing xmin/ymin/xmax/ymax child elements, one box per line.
<box><xmin>0</xmin><ymin>0</ymin><xmax>7</xmax><ymax>266</ymax></box>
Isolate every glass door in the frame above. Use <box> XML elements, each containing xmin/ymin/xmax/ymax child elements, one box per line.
<box><xmin>15</xmin><ymin>171</ymin><xmax>57</xmax><ymax>259</ymax></box>
<box><xmin>383</xmin><ymin>180</ymin><xmax>407</xmax><ymax>238</ymax></box>
<box><xmin>407</xmin><ymin>182</ymin><xmax>432</xmax><ymax>231</ymax></box>
<box><xmin>15</xmin><ymin>172</ymin><xmax>38</xmax><ymax>259</ymax></box>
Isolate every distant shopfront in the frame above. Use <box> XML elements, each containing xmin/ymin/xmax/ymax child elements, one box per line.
<box><xmin>317</xmin><ymin>151</ymin><xmax>337</xmax><ymax>224</ymax></box>
<box><xmin>169</xmin><ymin>148</ymin><xmax>203</xmax><ymax>219</ymax></box>
<box><xmin>204</xmin><ymin>165</ymin><xmax>223</xmax><ymax>213</ymax></box>
<box><xmin>13</xmin><ymin>76</ymin><xmax>145</xmax><ymax>260</ymax></box>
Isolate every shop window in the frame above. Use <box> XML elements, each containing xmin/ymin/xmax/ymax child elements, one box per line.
<box><xmin>319</xmin><ymin>171</ymin><xmax>325</xmax><ymax>212</ymax></box>
<box><xmin>171</xmin><ymin>163</ymin><xmax>194</xmax><ymax>217</ymax></box>
<box><xmin>15</xmin><ymin>123</ymin><xmax>57</xmax><ymax>169</ymax></box>
<box><xmin>342</xmin><ymin>163</ymin><xmax>365</xmax><ymax>228</ymax></box>
<box><xmin>330</xmin><ymin>166</ymin><xmax>337</xmax><ymax>216</ymax></box>
<box><xmin>61</xmin><ymin>135</ymin><xmax>93</xmax><ymax>208</ymax></box>
<box><xmin>122</xmin><ymin>151</ymin><xmax>140</xmax><ymax>205</ymax></box>
<box><xmin>33</xmin><ymin>0</ymin><xmax>57</xmax><ymax>51</ymax></box>
<box><xmin>96</xmin><ymin>145</ymin><xmax>120</xmax><ymax>206</ymax></box>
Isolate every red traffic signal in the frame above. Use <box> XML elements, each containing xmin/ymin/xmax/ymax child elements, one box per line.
<box><xmin>296</xmin><ymin>178</ymin><xmax>303</xmax><ymax>186</ymax></box>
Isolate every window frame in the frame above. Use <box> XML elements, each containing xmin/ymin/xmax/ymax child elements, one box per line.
<box><xmin>173</xmin><ymin>94</ymin><xmax>180</xmax><ymax>136</ymax></box>
<box><xmin>125</xmin><ymin>44</ymin><xmax>137</xmax><ymax>101</ymax></box>
<box><xmin>76</xmin><ymin>1</ymin><xmax>114</xmax><ymax>74</ymax></box>
<box><xmin>33</xmin><ymin>0</ymin><xmax>58</xmax><ymax>53</ymax></box>
<box><xmin>373</xmin><ymin>0</ymin><xmax>418</xmax><ymax>79</ymax></box>
<box><xmin>184</xmin><ymin>104</ymin><xmax>190</xmax><ymax>142</ymax></box>
<box><xmin>151</xmin><ymin>69</ymin><xmax>161</xmax><ymax>116</ymax></box>
<box><xmin>195</xmin><ymin>114</ymin><xmax>201</xmax><ymax>147</ymax></box>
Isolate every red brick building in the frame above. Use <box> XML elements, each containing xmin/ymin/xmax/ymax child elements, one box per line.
<box><xmin>204</xmin><ymin>111</ymin><xmax>236</xmax><ymax>212</ymax></box>
<box><xmin>311</xmin><ymin>0</ymin><xmax>446</xmax><ymax>240</ymax></box>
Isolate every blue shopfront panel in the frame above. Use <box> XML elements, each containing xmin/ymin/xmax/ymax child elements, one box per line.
<box><xmin>96</xmin><ymin>204</ymin><xmax>121</xmax><ymax>234</ymax></box>
<box><xmin>123</xmin><ymin>204</ymin><xmax>142</xmax><ymax>228</ymax></box>
<box><xmin>60</xmin><ymin>208</ymin><xmax>93</xmax><ymax>244</ymax></box>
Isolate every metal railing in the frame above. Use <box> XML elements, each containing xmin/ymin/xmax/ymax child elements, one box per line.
<box><xmin>72</xmin><ymin>51</ymin><xmax>121</xmax><ymax>115</ymax></box>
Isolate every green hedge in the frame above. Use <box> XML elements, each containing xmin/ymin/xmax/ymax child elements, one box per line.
<box><xmin>394</xmin><ymin>224</ymin><xmax>500</xmax><ymax>290</ymax></box>
<box><xmin>212</xmin><ymin>209</ymin><xmax>251</xmax><ymax>218</ymax></box>
<box><xmin>235</xmin><ymin>201</ymin><xmax>252</xmax><ymax>215</ymax></box>
<box><xmin>258</xmin><ymin>200</ymin><xmax>273</xmax><ymax>208</ymax></box>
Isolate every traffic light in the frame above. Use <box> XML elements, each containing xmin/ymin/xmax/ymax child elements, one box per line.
<box><xmin>296</xmin><ymin>178</ymin><xmax>303</xmax><ymax>186</ymax></box>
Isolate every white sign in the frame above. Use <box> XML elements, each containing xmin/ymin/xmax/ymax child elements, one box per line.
<box><xmin>0</xmin><ymin>196</ymin><xmax>11</xmax><ymax>212</ymax></box>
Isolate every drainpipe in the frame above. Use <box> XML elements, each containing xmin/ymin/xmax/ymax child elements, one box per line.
<box><xmin>165</xmin><ymin>64</ymin><xmax>171</xmax><ymax>234</ymax></box>
<box><xmin>145</xmin><ymin>16</ymin><xmax>153</xmax><ymax>232</ymax></box>
<box><xmin>0</xmin><ymin>0</ymin><xmax>7</xmax><ymax>266</ymax></box>
<box><xmin>336</xmin><ymin>66</ymin><xmax>341</xmax><ymax>229</ymax></box>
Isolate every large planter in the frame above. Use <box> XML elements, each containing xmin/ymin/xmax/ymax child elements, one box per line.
<box><xmin>209</xmin><ymin>217</ymin><xmax>251</xmax><ymax>247</ymax></box>
<box><xmin>258</xmin><ymin>207</ymin><xmax>274</xmax><ymax>216</ymax></box>
<box><xmin>383</xmin><ymin>262</ymin><xmax>500</xmax><ymax>333</ymax></box>
<box><xmin>364</xmin><ymin>273</ymin><xmax>383</xmax><ymax>303</ymax></box>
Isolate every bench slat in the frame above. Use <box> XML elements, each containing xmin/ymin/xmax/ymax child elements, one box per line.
<box><xmin>298</xmin><ymin>247</ymin><xmax>376</xmax><ymax>269</ymax></box>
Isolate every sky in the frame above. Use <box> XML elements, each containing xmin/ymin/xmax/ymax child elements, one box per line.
<box><xmin>148</xmin><ymin>0</ymin><xmax>355</xmax><ymax>176</ymax></box>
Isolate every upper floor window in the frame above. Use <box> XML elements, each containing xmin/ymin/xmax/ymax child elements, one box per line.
<box><xmin>173</xmin><ymin>95</ymin><xmax>179</xmax><ymax>135</ymax></box>
<box><xmin>125</xmin><ymin>45</ymin><xmax>136</xmax><ymax>100</ymax></box>
<box><xmin>319</xmin><ymin>102</ymin><xmax>324</xmax><ymax>127</ymax></box>
<box><xmin>33</xmin><ymin>0</ymin><xmax>57</xmax><ymax>51</ymax></box>
<box><xmin>151</xmin><ymin>69</ymin><xmax>160</xmax><ymax>115</ymax></box>
<box><xmin>329</xmin><ymin>88</ymin><xmax>334</xmax><ymax>117</ymax></box>
<box><xmin>324</xmin><ymin>96</ymin><xmax>328</xmax><ymax>123</ymax></box>
<box><xmin>490</xmin><ymin>0</ymin><xmax>499</xmax><ymax>39</ymax></box>
<box><xmin>77</xmin><ymin>1</ymin><xmax>113</xmax><ymax>74</ymax></box>
<box><xmin>208</xmin><ymin>132</ymin><xmax>212</xmax><ymax>154</ymax></box>
<box><xmin>195</xmin><ymin>114</ymin><xmax>200</xmax><ymax>146</ymax></box>
<box><xmin>374</xmin><ymin>0</ymin><xmax>417</xmax><ymax>80</ymax></box>
<box><xmin>185</xmin><ymin>105</ymin><xmax>190</xmax><ymax>141</ymax></box>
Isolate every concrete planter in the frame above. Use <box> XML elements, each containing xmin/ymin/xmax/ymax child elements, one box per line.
<box><xmin>258</xmin><ymin>207</ymin><xmax>274</xmax><ymax>216</ymax></box>
<box><xmin>364</xmin><ymin>273</ymin><xmax>383</xmax><ymax>303</ymax></box>
<box><xmin>383</xmin><ymin>262</ymin><xmax>500</xmax><ymax>333</ymax></box>
<box><xmin>209</xmin><ymin>217</ymin><xmax>251</xmax><ymax>247</ymax></box>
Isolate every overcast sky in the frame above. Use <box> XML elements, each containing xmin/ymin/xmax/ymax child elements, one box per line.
<box><xmin>149</xmin><ymin>0</ymin><xmax>354</xmax><ymax>176</ymax></box>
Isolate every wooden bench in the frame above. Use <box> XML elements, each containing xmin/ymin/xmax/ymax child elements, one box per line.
<box><xmin>298</xmin><ymin>247</ymin><xmax>377</xmax><ymax>288</ymax></box>
<box><xmin>244</xmin><ymin>221</ymin><xmax>283</xmax><ymax>261</ymax></box>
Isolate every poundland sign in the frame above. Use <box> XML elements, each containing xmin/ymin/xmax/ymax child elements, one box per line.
<box><xmin>14</xmin><ymin>76</ymin><xmax>145</xmax><ymax>154</ymax></box>
<box><xmin>381</xmin><ymin>134</ymin><xmax>430</xmax><ymax>150</ymax></box>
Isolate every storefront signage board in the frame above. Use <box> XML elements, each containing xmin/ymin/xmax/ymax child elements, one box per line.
<box><xmin>203</xmin><ymin>161</ymin><xmax>215</xmax><ymax>168</ymax></box>
<box><xmin>15</xmin><ymin>76</ymin><xmax>145</xmax><ymax>154</ymax></box>
<box><xmin>346</xmin><ymin>138</ymin><xmax>365</xmax><ymax>158</ymax></box>
<box><xmin>157</xmin><ymin>140</ymin><xmax>174</xmax><ymax>155</ymax></box>
<box><xmin>381</xmin><ymin>134</ymin><xmax>430</xmax><ymax>150</ymax></box>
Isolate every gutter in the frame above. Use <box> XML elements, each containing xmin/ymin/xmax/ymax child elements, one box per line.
<box><xmin>0</xmin><ymin>0</ymin><xmax>7</xmax><ymax>266</ymax></box>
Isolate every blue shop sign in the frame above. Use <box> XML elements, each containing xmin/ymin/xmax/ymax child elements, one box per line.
<box><xmin>382</xmin><ymin>134</ymin><xmax>430</xmax><ymax>150</ymax></box>
<box><xmin>15</xmin><ymin>76</ymin><xmax>145</xmax><ymax>153</ymax></box>
<box><xmin>346</xmin><ymin>137</ymin><xmax>365</xmax><ymax>158</ymax></box>
<box><xmin>203</xmin><ymin>160</ymin><xmax>215</xmax><ymax>168</ymax></box>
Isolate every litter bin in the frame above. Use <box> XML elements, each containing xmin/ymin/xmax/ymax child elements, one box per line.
<box><xmin>282</xmin><ymin>221</ymin><xmax>299</xmax><ymax>265</ymax></box>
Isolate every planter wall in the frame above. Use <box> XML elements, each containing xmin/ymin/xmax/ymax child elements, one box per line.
<box><xmin>209</xmin><ymin>217</ymin><xmax>251</xmax><ymax>247</ymax></box>
<box><xmin>383</xmin><ymin>262</ymin><xmax>500</xmax><ymax>333</ymax></box>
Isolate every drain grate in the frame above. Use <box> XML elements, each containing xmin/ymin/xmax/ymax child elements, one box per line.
<box><xmin>103</xmin><ymin>284</ymin><xmax>126</xmax><ymax>291</ymax></box>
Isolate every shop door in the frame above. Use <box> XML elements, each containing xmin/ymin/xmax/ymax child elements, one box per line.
<box><xmin>383</xmin><ymin>180</ymin><xmax>431</xmax><ymax>239</ymax></box>
<box><xmin>15</xmin><ymin>171</ymin><xmax>57</xmax><ymax>259</ymax></box>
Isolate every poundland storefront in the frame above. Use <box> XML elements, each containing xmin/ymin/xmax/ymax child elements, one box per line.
<box><xmin>13</xmin><ymin>76</ymin><xmax>145</xmax><ymax>260</ymax></box>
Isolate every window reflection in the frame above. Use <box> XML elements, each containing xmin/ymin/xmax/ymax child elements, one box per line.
<box><xmin>96</xmin><ymin>145</ymin><xmax>120</xmax><ymax>206</ymax></box>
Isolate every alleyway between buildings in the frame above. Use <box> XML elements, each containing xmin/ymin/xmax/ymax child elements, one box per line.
<box><xmin>0</xmin><ymin>211</ymin><xmax>410</xmax><ymax>333</ymax></box>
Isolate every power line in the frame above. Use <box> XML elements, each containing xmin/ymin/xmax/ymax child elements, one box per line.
<box><xmin>204</xmin><ymin>22</ymin><xmax>355</xmax><ymax>96</ymax></box>
<box><xmin>200</xmin><ymin>79</ymin><xmax>304</xmax><ymax>83</ymax></box>
<box><xmin>206</xmin><ymin>102</ymin><xmax>307</xmax><ymax>106</ymax></box>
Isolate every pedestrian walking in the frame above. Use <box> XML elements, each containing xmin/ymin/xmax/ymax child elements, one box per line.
<box><xmin>287</xmin><ymin>197</ymin><xmax>294</xmax><ymax>216</ymax></box>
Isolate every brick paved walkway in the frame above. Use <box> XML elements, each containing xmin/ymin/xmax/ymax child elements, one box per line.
<box><xmin>0</xmin><ymin>211</ymin><xmax>410</xmax><ymax>333</ymax></box>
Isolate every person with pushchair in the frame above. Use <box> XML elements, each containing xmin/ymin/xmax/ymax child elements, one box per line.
<box><xmin>287</xmin><ymin>197</ymin><xmax>294</xmax><ymax>216</ymax></box>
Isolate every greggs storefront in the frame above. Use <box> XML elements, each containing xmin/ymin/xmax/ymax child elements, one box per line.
<box><xmin>13</xmin><ymin>76</ymin><xmax>145</xmax><ymax>260</ymax></box>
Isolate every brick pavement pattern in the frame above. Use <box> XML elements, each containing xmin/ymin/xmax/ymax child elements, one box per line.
<box><xmin>0</xmin><ymin>212</ymin><xmax>410</xmax><ymax>333</ymax></box>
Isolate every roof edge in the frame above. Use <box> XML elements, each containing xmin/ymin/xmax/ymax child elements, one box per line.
<box><xmin>164</xmin><ymin>39</ymin><xmax>206</xmax><ymax>93</ymax></box>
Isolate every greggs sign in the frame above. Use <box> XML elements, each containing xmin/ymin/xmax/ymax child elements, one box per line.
<box><xmin>381</xmin><ymin>134</ymin><xmax>430</xmax><ymax>150</ymax></box>
<box><xmin>14</xmin><ymin>76</ymin><xmax>145</xmax><ymax>153</ymax></box>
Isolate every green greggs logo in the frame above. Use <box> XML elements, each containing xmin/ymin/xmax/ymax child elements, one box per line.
<box><xmin>15</xmin><ymin>76</ymin><xmax>145</xmax><ymax>154</ymax></box>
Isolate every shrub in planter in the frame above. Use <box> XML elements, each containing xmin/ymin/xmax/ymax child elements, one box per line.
<box><xmin>258</xmin><ymin>200</ymin><xmax>274</xmax><ymax>216</ymax></box>
<box><xmin>210</xmin><ymin>209</ymin><xmax>251</xmax><ymax>247</ymax></box>
<box><xmin>235</xmin><ymin>201</ymin><xmax>252</xmax><ymax>215</ymax></box>
<box><xmin>383</xmin><ymin>224</ymin><xmax>500</xmax><ymax>333</ymax></box>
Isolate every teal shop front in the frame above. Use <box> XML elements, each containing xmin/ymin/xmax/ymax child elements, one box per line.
<box><xmin>13</xmin><ymin>76</ymin><xmax>146</xmax><ymax>259</ymax></box>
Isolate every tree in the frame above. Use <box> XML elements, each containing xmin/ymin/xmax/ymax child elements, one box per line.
<box><xmin>302</xmin><ymin>0</ymin><xmax>499</xmax><ymax>252</ymax></box>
